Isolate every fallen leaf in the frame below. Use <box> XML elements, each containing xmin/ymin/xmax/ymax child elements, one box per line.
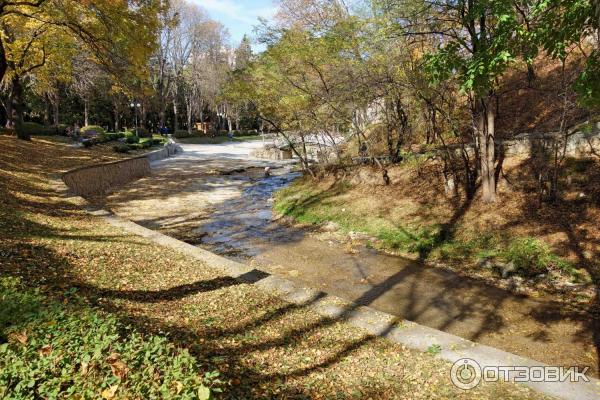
<box><xmin>101</xmin><ymin>385</ymin><xmax>119</xmax><ymax>399</ymax></box>
<box><xmin>110</xmin><ymin>361</ymin><xmax>129</xmax><ymax>379</ymax></box>
<box><xmin>39</xmin><ymin>344</ymin><xmax>52</xmax><ymax>356</ymax></box>
<box><xmin>80</xmin><ymin>361</ymin><xmax>89</xmax><ymax>376</ymax></box>
<box><xmin>8</xmin><ymin>331</ymin><xmax>28</xmax><ymax>345</ymax></box>
<box><xmin>173</xmin><ymin>380</ymin><xmax>183</xmax><ymax>394</ymax></box>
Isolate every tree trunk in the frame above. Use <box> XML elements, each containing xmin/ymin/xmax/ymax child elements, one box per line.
<box><xmin>114</xmin><ymin>105</ymin><xmax>120</xmax><ymax>132</ymax></box>
<box><xmin>43</xmin><ymin>94</ymin><xmax>50</xmax><ymax>126</ymax></box>
<box><xmin>5</xmin><ymin>94</ymin><xmax>13</xmax><ymax>129</ymax></box>
<box><xmin>84</xmin><ymin>99</ymin><xmax>89</xmax><ymax>127</ymax></box>
<box><xmin>173</xmin><ymin>100</ymin><xmax>178</xmax><ymax>132</ymax></box>
<box><xmin>186</xmin><ymin>98</ymin><xmax>193</xmax><ymax>134</ymax></box>
<box><xmin>478</xmin><ymin>99</ymin><xmax>496</xmax><ymax>202</ymax></box>
<box><xmin>0</xmin><ymin>36</ymin><xmax>7</xmax><ymax>88</ymax></box>
<box><xmin>52</xmin><ymin>98</ymin><xmax>59</xmax><ymax>126</ymax></box>
<box><xmin>159</xmin><ymin>109</ymin><xmax>166</xmax><ymax>129</ymax></box>
<box><xmin>11</xmin><ymin>76</ymin><xmax>28</xmax><ymax>140</ymax></box>
<box><xmin>140</xmin><ymin>103</ymin><xmax>147</xmax><ymax>128</ymax></box>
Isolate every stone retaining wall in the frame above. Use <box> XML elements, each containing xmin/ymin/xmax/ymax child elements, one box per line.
<box><xmin>504</xmin><ymin>131</ymin><xmax>600</xmax><ymax>157</ymax></box>
<box><xmin>250</xmin><ymin>146</ymin><xmax>293</xmax><ymax>160</ymax></box>
<box><xmin>63</xmin><ymin>143</ymin><xmax>181</xmax><ymax>197</ymax></box>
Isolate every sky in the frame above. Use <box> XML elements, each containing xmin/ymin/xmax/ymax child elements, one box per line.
<box><xmin>189</xmin><ymin>0</ymin><xmax>279</xmax><ymax>46</ymax></box>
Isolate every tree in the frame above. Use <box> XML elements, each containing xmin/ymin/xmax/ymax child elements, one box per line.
<box><xmin>536</xmin><ymin>0</ymin><xmax>600</xmax><ymax>107</ymax></box>
<box><xmin>234</xmin><ymin>35</ymin><xmax>253</xmax><ymax>70</ymax></box>
<box><xmin>383</xmin><ymin>0</ymin><xmax>528</xmax><ymax>202</ymax></box>
<box><xmin>0</xmin><ymin>0</ymin><xmax>161</xmax><ymax>139</ymax></box>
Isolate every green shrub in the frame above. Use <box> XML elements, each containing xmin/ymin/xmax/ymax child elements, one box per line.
<box><xmin>81</xmin><ymin>125</ymin><xmax>106</xmax><ymax>136</ymax></box>
<box><xmin>0</xmin><ymin>277</ymin><xmax>216</xmax><ymax>399</ymax></box>
<box><xmin>54</xmin><ymin>124</ymin><xmax>69</xmax><ymax>136</ymax></box>
<box><xmin>135</xmin><ymin>127</ymin><xmax>151</xmax><ymax>138</ymax></box>
<box><xmin>125</xmin><ymin>135</ymin><xmax>139</xmax><ymax>144</ymax></box>
<box><xmin>113</xmin><ymin>144</ymin><xmax>130</xmax><ymax>153</ymax></box>
<box><xmin>501</xmin><ymin>237</ymin><xmax>573</xmax><ymax>277</ymax></box>
<box><xmin>127</xmin><ymin>143</ymin><xmax>143</xmax><ymax>151</ymax></box>
<box><xmin>16</xmin><ymin>122</ymin><xmax>55</xmax><ymax>137</ymax></box>
<box><xmin>97</xmin><ymin>134</ymin><xmax>111</xmax><ymax>144</ymax></box>
<box><xmin>152</xmin><ymin>138</ymin><xmax>165</xmax><ymax>146</ymax></box>
<box><xmin>82</xmin><ymin>139</ymin><xmax>95</xmax><ymax>148</ymax></box>
<box><xmin>105</xmin><ymin>132</ymin><xmax>125</xmax><ymax>141</ymax></box>
<box><xmin>174</xmin><ymin>130</ymin><xmax>191</xmax><ymax>138</ymax></box>
<box><xmin>236</xmin><ymin>129</ymin><xmax>259</xmax><ymax>137</ymax></box>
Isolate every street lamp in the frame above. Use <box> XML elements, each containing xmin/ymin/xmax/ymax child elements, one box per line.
<box><xmin>130</xmin><ymin>102</ymin><xmax>141</xmax><ymax>133</ymax></box>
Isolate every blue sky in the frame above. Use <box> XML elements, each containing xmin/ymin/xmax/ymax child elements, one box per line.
<box><xmin>189</xmin><ymin>0</ymin><xmax>278</xmax><ymax>46</ymax></box>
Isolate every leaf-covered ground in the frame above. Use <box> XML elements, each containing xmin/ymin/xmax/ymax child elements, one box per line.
<box><xmin>0</xmin><ymin>135</ymin><xmax>551</xmax><ymax>399</ymax></box>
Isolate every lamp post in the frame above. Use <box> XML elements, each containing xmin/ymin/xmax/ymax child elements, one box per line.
<box><xmin>130</xmin><ymin>102</ymin><xmax>141</xmax><ymax>133</ymax></box>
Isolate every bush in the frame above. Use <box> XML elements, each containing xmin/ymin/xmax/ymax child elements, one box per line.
<box><xmin>81</xmin><ymin>125</ymin><xmax>105</xmax><ymax>136</ymax></box>
<box><xmin>174</xmin><ymin>130</ymin><xmax>192</xmax><ymax>138</ymax></box>
<box><xmin>16</xmin><ymin>122</ymin><xmax>55</xmax><ymax>137</ymax></box>
<box><xmin>236</xmin><ymin>129</ymin><xmax>259</xmax><ymax>137</ymax></box>
<box><xmin>127</xmin><ymin>143</ymin><xmax>142</xmax><ymax>151</ymax></box>
<box><xmin>82</xmin><ymin>139</ymin><xmax>95</xmax><ymax>148</ymax></box>
<box><xmin>152</xmin><ymin>137</ymin><xmax>165</xmax><ymax>146</ymax></box>
<box><xmin>135</xmin><ymin>127</ymin><xmax>151</xmax><ymax>138</ymax></box>
<box><xmin>54</xmin><ymin>124</ymin><xmax>69</xmax><ymax>136</ymax></box>
<box><xmin>113</xmin><ymin>144</ymin><xmax>130</xmax><ymax>153</ymax></box>
<box><xmin>0</xmin><ymin>277</ymin><xmax>216</xmax><ymax>399</ymax></box>
<box><xmin>139</xmin><ymin>138</ymin><xmax>152</xmax><ymax>149</ymax></box>
<box><xmin>105</xmin><ymin>132</ymin><xmax>125</xmax><ymax>141</ymax></box>
<box><xmin>125</xmin><ymin>135</ymin><xmax>140</xmax><ymax>144</ymax></box>
<box><xmin>501</xmin><ymin>238</ymin><xmax>572</xmax><ymax>277</ymax></box>
<box><xmin>96</xmin><ymin>134</ymin><xmax>111</xmax><ymax>144</ymax></box>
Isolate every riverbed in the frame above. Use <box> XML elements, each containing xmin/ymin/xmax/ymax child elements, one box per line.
<box><xmin>103</xmin><ymin>141</ymin><xmax>599</xmax><ymax>377</ymax></box>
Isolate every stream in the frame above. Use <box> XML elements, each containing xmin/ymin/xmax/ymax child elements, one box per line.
<box><xmin>105</xmin><ymin>142</ymin><xmax>599</xmax><ymax>377</ymax></box>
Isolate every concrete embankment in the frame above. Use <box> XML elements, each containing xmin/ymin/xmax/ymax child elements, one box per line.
<box><xmin>62</xmin><ymin>142</ymin><xmax>181</xmax><ymax>197</ymax></box>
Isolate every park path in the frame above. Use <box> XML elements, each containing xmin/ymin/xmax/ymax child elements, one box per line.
<box><xmin>103</xmin><ymin>140</ymin><xmax>599</xmax><ymax>378</ymax></box>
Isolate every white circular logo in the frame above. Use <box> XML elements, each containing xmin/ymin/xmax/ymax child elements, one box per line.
<box><xmin>450</xmin><ymin>358</ymin><xmax>482</xmax><ymax>390</ymax></box>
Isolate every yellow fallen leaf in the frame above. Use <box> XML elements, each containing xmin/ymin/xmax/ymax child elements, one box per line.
<box><xmin>173</xmin><ymin>380</ymin><xmax>183</xmax><ymax>394</ymax></box>
<box><xmin>101</xmin><ymin>385</ymin><xmax>118</xmax><ymax>399</ymax></box>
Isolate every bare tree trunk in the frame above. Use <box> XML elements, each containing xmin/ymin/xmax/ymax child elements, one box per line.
<box><xmin>159</xmin><ymin>109</ymin><xmax>166</xmax><ymax>129</ymax></box>
<box><xmin>114</xmin><ymin>103</ymin><xmax>120</xmax><ymax>132</ymax></box>
<box><xmin>84</xmin><ymin>98</ymin><xmax>89</xmax><ymax>127</ymax></box>
<box><xmin>140</xmin><ymin>103</ymin><xmax>147</xmax><ymax>129</ymax></box>
<box><xmin>0</xmin><ymin>36</ymin><xmax>7</xmax><ymax>89</ymax></box>
<box><xmin>52</xmin><ymin>97</ymin><xmax>59</xmax><ymax>126</ymax></box>
<box><xmin>44</xmin><ymin>94</ymin><xmax>50</xmax><ymax>126</ymax></box>
<box><xmin>186</xmin><ymin>98</ymin><xmax>193</xmax><ymax>134</ymax></box>
<box><xmin>479</xmin><ymin>98</ymin><xmax>496</xmax><ymax>202</ymax></box>
<box><xmin>173</xmin><ymin>99</ymin><xmax>179</xmax><ymax>132</ymax></box>
<box><xmin>11</xmin><ymin>76</ymin><xmax>27</xmax><ymax>140</ymax></box>
<box><xmin>4</xmin><ymin>94</ymin><xmax>13</xmax><ymax>129</ymax></box>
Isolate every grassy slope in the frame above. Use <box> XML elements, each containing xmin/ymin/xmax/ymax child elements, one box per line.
<box><xmin>274</xmin><ymin>156</ymin><xmax>600</xmax><ymax>300</ymax></box>
<box><xmin>0</xmin><ymin>134</ymin><xmax>550</xmax><ymax>399</ymax></box>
